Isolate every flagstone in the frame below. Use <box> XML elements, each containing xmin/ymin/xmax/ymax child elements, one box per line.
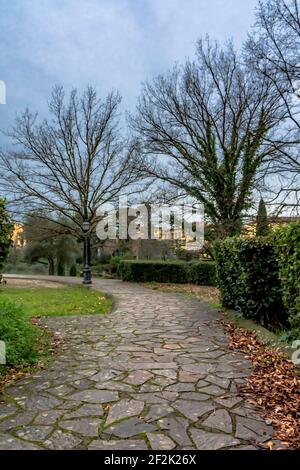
<box><xmin>125</xmin><ymin>370</ymin><xmax>153</xmax><ymax>385</ymax></box>
<box><xmin>15</xmin><ymin>425</ymin><xmax>53</xmax><ymax>441</ymax></box>
<box><xmin>106</xmin><ymin>399</ymin><xmax>145</xmax><ymax>424</ymax></box>
<box><xmin>147</xmin><ymin>433</ymin><xmax>176</xmax><ymax>450</ymax></box>
<box><xmin>60</xmin><ymin>417</ymin><xmax>102</xmax><ymax>436</ymax></box>
<box><xmin>158</xmin><ymin>416</ymin><xmax>192</xmax><ymax>447</ymax></box>
<box><xmin>63</xmin><ymin>404</ymin><xmax>104</xmax><ymax>419</ymax></box>
<box><xmin>172</xmin><ymin>399</ymin><xmax>215</xmax><ymax>422</ymax></box>
<box><xmin>0</xmin><ymin>276</ymin><xmax>273</xmax><ymax>451</ymax></box>
<box><xmin>88</xmin><ymin>439</ymin><xmax>148</xmax><ymax>450</ymax></box>
<box><xmin>33</xmin><ymin>410</ymin><xmax>64</xmax><ymax>425</ymax></box>
<box><xmin>66</xmin><ymin>390</ymin><xmax>119</xmax><ymax>404</ymax></box>
<box><xmin>0</xmin><ymin>433</ymin><xmax>43</xmax><ymax>450</ymax></box>
<box><xmin>104</xmin><ymin>417</ymin><xmax>156</xmax><ymax>438</ymax></box>
<box><xmin>202</xmin><ymin>409</ymin><xmax>232</xmax><ymax>433</ymax></box>
<box><xmin>190</xmin><ymin>428</ymin><xmax>240</xmax><ymax>450</ymax></box>
<box><xmin>44</xmin><ymin>430</ymin><xmax>82</xmax><ymax>450</ymax></box>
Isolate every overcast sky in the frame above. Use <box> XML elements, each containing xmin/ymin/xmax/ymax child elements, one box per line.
<box><xmin>0</xmin><ymin>0</ymin><xmax>258</xmax><ymax>143</ymax></box>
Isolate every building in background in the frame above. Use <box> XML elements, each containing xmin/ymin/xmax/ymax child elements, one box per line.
<box><xmin>12</xmin><ymin>224</ymin><xmax>25</xmax><ymax>248</ymax></box>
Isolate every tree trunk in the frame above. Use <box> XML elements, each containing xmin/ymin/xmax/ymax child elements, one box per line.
<box><xmin>216</xmin><ymin>219</ymin><xmax>242</xmax><ymax>239</ymax></box>
<box><xmin>48</xmin><ymin>257</ymin><xmax>55</xmax><ymax>275</ymax></box>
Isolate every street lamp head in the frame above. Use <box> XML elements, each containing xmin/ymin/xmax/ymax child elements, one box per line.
<box><xmin>82</xmin><ymin>220</ymin><xmax>90</xmax><ymax>232</ymax></box>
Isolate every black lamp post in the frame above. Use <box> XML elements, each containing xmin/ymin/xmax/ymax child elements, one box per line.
<box><xmin>82</xmin><ymin>220</ymin><xmax>92</xmax><ymax>286</ymax></box>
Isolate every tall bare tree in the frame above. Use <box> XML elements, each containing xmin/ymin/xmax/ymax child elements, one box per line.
<box><xmin>246</xmin><ymin>0</ymin><xmax>300</xmax><ymax>211</ymax></box>
<box><xmin>131</xmin><ymin>40</ymin><xmax>286</xmax><ymax>237</ymax></box>
<box><xmin>0</xmin><ymin>86</ymin><xmax>141</xmax><ymax>238</ymax></box>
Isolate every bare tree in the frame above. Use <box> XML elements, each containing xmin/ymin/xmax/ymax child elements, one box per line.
<box><xmin>246</xmin><ymin>0</ymin><xmax>300</xmax><ymax>211</ymax></box>
<box><xmin>0</xmin><ymin>86</ymin><xmax>141</xmax><ymax>238</ymax></box>
<box><xmin>131</xmin><ymin>40</ymin><xmax>286</xmax><ymax>237</ymax></box>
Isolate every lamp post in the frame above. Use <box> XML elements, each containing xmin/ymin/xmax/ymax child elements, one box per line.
<box><xmin>82</xmin><ymin>220</ymin><xmax>92</xmax><ymax>286</ymax></box>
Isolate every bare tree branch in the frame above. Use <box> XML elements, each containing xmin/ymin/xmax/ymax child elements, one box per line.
<box><xmin>130</xmin><ymin>39</ymin><xmax>286</xmax><ymax>236</ymax></box>
<box><xmin>0</xmin><ymin>86</ymin><xmax>144</xmax><ymax>237</ymax></box>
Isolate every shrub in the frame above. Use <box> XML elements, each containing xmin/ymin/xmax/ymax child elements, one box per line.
<box><xmin>274</xmin><ymin>221</ymin><xmax>300</xmax><ymax>332</ymax></box>
<box><xmin>185</xmin><ymin>261</ymin><xmax>216</xmax><ymax>286</ymax></box>
<box><xmin>118</xmin><ymin>260</ymin><xmax>187</xmax><ymax>283</ymax></box>
<box><xmin>110</xmin><ymin>256</ymin><xmax>123</xmax><ymax>274</ymax></box>
<box><xmin>69</xmin><ymin>264</ymin><xmax>77</xmax><ymax>277</ymax></box>
<box><xmin>0</xmin><ymin>300</ymin><xmax>43</xmax><ymax>366</ymax></box>
<box><xmin>118</xmin><ymin>260</ymin><xmax>216</xmax><ymax>285</ymax></box>
<box><xmin>0</xmin><ymin>199</ymin><xmax>13</xmax><ymax>273</ymax></box>
<box><xmin>215</xmin><ymin>237</ymin><xmax>286</xmax><ymax>328</ymax></box>
<box><xmin>92</xmin><ymin>263</ymin><xmax>111</xmax><ymax>277</ymax></box>
<box><xmin>57</xmin><ymin>262</ymin><xmax>65</xmax><ymax>276</ymax></box>
<box><xmin>256</xmin><ymin>198</ymin><xmax>270</xmax><ymax>237</ymax></box>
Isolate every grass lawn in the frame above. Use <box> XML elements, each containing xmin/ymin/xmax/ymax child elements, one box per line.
<box><xmin>0</xmin><ymin>285</ymin><xmax>112</xmax><ymax>317</ymax></box>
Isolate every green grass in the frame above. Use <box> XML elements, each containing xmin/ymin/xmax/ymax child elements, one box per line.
<box><xmin>0</xmin><ymin>299</ymin><xmax>52</xmax><ymax>382</ymax></box>
<box><xmin>0</xmin><ymin>300</ymin><xmax>48</xmax><ymax>367</ymax></box>
<box><xmin>0</xmin><ymin>285</ymin><xmax>112</xmax><ymax>317</ymax></box>
<box><xmin>0</xmin><ymin>285</ymin><xmax>111</xmax><ymax>380</ymax></box>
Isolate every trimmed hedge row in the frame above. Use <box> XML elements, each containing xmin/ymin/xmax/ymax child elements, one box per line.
<box><xmin>274</xmin><ymin>221</ymin><xmax>300</xmax><ymax>331</ymax></box>
<box><xmin>215</xmin><ymin>238</ymin><xmax>285</xmax><ymax>328</ymax></box>
<box><xmin>117</xmin><ymin>260</ymin><xmax>216</xmax><ymax>286</ymax></box>
<box><xmin>215</xmin><ymin>221</ymin><xmax>300</xmax><ymax>331</ymax></box>
<box><xmin>185</xmin><ymin>261</ymin><xmax>216</xmax><ymax>286</ymax></box>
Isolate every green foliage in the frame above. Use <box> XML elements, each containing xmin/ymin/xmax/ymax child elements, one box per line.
<box><xmin>274</xmin><ymin>221</ymin><xmax>300</xmax><ymax>331</ymax></box>
<box><xmin>118</xmin><ymin>260</ymin><xmax>187</xmax><ymax>283</ymax></box>
<box><xmin>57</xmin><ymin>261</ymin><xmax>65</xmax><ymax>276</ymax></box>
<box><xmin>69</xmin><ymin>264</ymin><xmax>77</xmax><ymax>277</ymax></box>
<box><xmin>185</xmin><ymin>261</ymin><xmax>216</xmax><ymax>286</ymax></box>
<box><xmin>0</xmin><ymin>300</ymin><xmax>44</xmax><ymax>366</ymax></box>
<box><xmin>110</xmin><ymin>256</ymin><xmax>123</xmax><ymax>274</ymax></box>
<box><xmin>118</xmin><ymin>260</ymin><xmax>216</xmax><ymax>286</ymax></box>
<box><xmin>0</xmin><ymin>199</ymin><xmax>13</xmax><ymax>273</ymax></box>
<box><xmin>277</xmin><ymin>328</ymin><xmax>300</xmax><ymax>344</ymax></box>
<box><xmin>215</xmin><ymin>237</ymin><xmax>286</xmax><ymax>328</ymax></box>
<box><xmin>256</xmin><ymin>198</ymin><xmax>270</xmax><ymax>237</ymax></box>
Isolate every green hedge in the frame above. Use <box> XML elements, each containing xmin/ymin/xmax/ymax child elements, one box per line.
<box><xmin>118</xmin><ymin>260</ymin><xmax>216</xmax><ymax>285</ymax></box>
<box><xmin>185</xmin><ymin>261</ymin><xmax>216</xmax><ymax>286</ymax></box>
<box><xmin>69</xmin><ymin>264</ymin><xmax>77</xmax><ymax>277</ymax></box>
<box><xmin>274</xmin><ymin>221</ymin><xmax>300</xmax><ymax>331</ymax></box>
<box><xmin>215</xmin><ymin>237</ymin><xmax>286</xmax><ymax>328</ymax></box>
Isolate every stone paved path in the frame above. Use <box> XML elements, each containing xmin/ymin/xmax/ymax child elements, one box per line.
<box><xmin>0</xmin><ymin>276</ymin><xmax>273</xmax><ymax>450</ymax></box>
